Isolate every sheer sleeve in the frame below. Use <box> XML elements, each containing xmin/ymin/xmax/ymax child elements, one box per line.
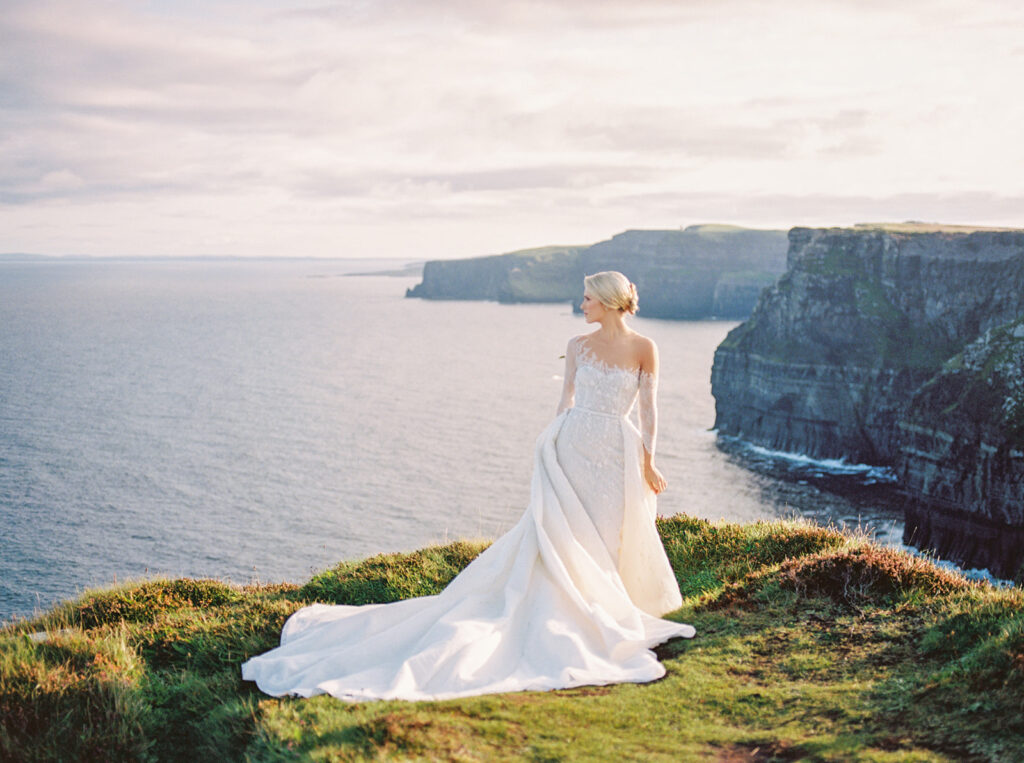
<box><xmin>556</xmin><ymin>336</ymin><xmax>578</xmax><ymax>415</ymax></box>
<box><xmin>638</xmin><ymin>354</ymin><xmax>658</xmax><ymax>458</ymax></box>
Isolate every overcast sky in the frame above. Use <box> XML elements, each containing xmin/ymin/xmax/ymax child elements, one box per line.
<box><xmin>2</xmin><ymin>0</ymin><xmax>1022</xmax><ymax>259</ymax></box>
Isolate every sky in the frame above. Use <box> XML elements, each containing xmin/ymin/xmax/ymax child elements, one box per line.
<box><xmin>2</xmin><ymin>0</ymin><xmax>1023</xmax><ymax>259</ymax></box>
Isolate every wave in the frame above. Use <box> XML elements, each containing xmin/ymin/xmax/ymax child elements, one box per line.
<box><xmin>717</xmin><ymin>435</ymin><xmax>897</xmax><ymax>484</ymax></box>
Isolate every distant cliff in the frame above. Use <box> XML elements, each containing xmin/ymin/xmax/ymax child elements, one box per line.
<box><xmin>406</xmin><ymin>225</ymin><xmax>789</xmax><ymax>319</ymax></box>
<box><xmin>405</xmin><ymin>245</ymin><xmax>586</xmax><ymax>303</ymax></box>
<box><xmin>711</xmin><ymin>224</ymin><xmax>1024</xmax><ymax>578</ymax></box>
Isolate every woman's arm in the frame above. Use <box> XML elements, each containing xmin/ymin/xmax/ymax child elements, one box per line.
<box><xmin>638</xmin><ymin>338</ymin><xmax>667</xmax><ymax>493</ymax></box>
<box><xmin>556</xmin><ymin>337</ymin><xmax>578</xmax><ymax>415</ymax></box>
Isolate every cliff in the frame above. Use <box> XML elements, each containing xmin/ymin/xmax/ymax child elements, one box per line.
<box><xmin>406</xmin><ymin>225</ymin><xmax>789</xmax><ymax>319</ymax></box>
<box><xmin>405</xmin><ymin>245</ymin><xmax>586</xmax><ymax>303</ymax></box>
<box><xmin>712</xmin><ymin>224</ymin><xmax>1024</xmax><ymax>577</ymax></box>
<box><xmin>898</xmin><ymin>316</ymin><xmax>1024</xmax><ymax>578</ymax></box>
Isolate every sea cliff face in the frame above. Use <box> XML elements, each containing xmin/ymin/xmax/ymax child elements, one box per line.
<box><xmin>407</xmin><ymin>225</ymin><xmax>788</xmax><ymax>319</ymax></box>
<box><xmin>897</xmin><ymin>317</ymin><xmax>1024</xmax><ymax>578</ymax></box>
<box><xmin>712</xmin><ymin>225</ymin><xmax>1024</xmax><ymax>578</ymax></box>
<box><xmin>405</xmin><ymin>246</ymin><xmax>585</xmax><ymax>303</ymax></box>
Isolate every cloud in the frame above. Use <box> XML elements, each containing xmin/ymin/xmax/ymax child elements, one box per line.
<box><xmin>605</xmin><ymin>189</ymin><xmax>1024</xmax><ymax>230</ymax></box>
<box><xmin>291</xmin><ymin>163</ymin><xmax>659</xmax><ymax>200</ymax></box>
<box><xmin>273</xmin><ymin>0</ymin><xmax>730</xmax><ymax>31</ymax></box>
<box><xmin>1</xmin><ymin>0</ymin><xmax>1022</xmax><ymax>256</ymax></box>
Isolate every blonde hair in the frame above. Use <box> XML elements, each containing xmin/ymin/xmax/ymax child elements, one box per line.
<box><xmin>584</xmin><ymin>271</ymin><xmax>638</xmax><ymax>315</ymax></box>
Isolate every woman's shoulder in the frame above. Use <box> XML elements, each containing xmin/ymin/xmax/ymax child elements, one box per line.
<box><xmin>568</xmin><ymin>331</ymin><xmax>655</xmax><ymax>353</ymax></box>
<box><xmin>630</xmin><ymin>333</ymin><xmax>658</xmax><ymax>367</ymax></box>
<box><xmin>628</xmin><ymin>332</ymin><xmax>657</xmax><ymax>353</ymax></box>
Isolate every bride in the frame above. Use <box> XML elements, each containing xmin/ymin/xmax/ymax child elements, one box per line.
<box><xmin>242</xmin><ymin>270</ymin><xmax>695</xmax><ymax>701</ymax></box>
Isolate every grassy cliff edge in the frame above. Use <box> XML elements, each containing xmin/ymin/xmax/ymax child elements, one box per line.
<box><xmin>2</xmin><ymin>516</ymin><xmax>1022</xmax><ymax>761</ymax></box>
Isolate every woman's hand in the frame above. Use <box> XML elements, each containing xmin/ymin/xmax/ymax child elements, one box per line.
<box><xmin>644</xmin><ymin>461</ymin><xmax>667</xmax><ymax>494</ymax></box>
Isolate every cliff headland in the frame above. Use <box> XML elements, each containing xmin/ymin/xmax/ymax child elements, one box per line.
<box><xmin>406</xmin><ymin>225</ymin><xmax>788</xmax><ymax>319</ymax></box>
<box><xmin>712</xmin><ymin>223</ymin><xmax>1024</xmax><ymax>579</ymax></box>
<box><xmin>4</xmin><ymin>517</ymin><xmax>1022</xmax><ymax>760</ymax></box>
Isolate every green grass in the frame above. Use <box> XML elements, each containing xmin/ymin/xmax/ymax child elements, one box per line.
<box><xmin>3</xmin><ymin>516</ymin><xmax>1022</xmax><ymax>761</ymax></box>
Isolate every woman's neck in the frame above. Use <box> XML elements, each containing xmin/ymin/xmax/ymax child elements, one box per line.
<box><xmin>595</xmin><ymin>313</ymin><xmax>631</xmax><ymax>338</ymax></box>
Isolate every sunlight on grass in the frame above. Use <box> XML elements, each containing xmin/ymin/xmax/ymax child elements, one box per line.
<box><xmin>2</xmin><ymin>516</ymin><xmax>1021</xmax><ymax>761</ymax></box>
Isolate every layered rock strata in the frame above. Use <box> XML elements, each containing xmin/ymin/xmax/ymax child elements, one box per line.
<box><xmin>407</xmin><ymin>226</ymin><xmax>788</xmax><ymax>319</ymax></box>
<box><xmin>712</xmin><ymin>225</ymin><xmax>1024</xmax><ymax>578</ymax></box>
<box><xmin>898</xmin><ymin>318</ymin><xmax>1024</xmax><ymax>578</ymax></box>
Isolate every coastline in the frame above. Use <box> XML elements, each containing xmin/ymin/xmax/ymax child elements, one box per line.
<box><xmin>715</xmin><ymin>435</ymin><xmax>1016</xmax><ymax>587</ymax></box>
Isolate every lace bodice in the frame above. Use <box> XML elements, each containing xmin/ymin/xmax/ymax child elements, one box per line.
<box><xmin>556</xmin><ymin>335</ymin><xmax>658</xmax><ymax>456</ymax></box>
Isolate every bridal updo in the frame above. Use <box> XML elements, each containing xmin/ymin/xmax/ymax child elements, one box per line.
<box><xmin>584</xmin><ymin>271</ymin><xmax>638</xmax><ymax>315</ymax></box>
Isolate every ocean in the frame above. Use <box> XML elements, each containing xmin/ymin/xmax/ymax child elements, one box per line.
<box><xmin>0</xmin><ymin>258</ymin><xmax>909</xmax><ymax>623</ymax></box>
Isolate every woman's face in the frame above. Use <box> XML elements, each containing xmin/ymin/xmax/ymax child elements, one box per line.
<box><xmin>581</xmin><ymin>290</ymin><xmax>607</xmax><ymax>323</ymax></box>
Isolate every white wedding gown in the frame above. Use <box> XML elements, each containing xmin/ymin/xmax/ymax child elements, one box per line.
<box><xmin>241</xmin><ymin>335</ymin><xmax>695</xmax><ymax>701</ymax></box>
